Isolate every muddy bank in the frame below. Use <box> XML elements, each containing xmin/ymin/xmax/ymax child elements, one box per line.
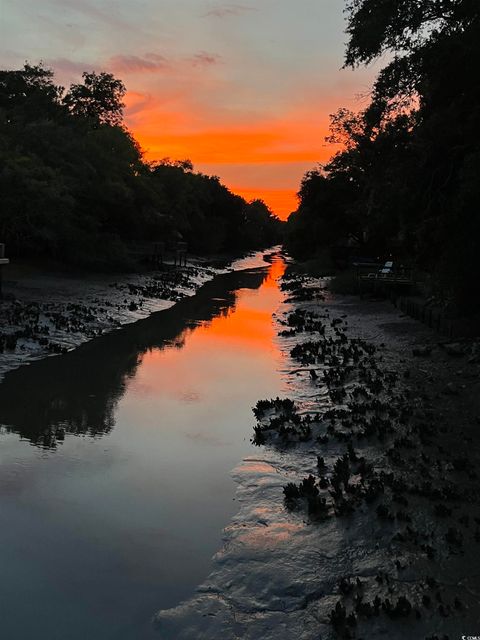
<box><xmin>0</xmin><ymin>265</ymin><xmax>271</xmax><ymax>448</ymax></box>
<box><xmin>0</xmin><ymin>250</ymin><xmax>276</xmax><ymax>382</ymax></box>
<box><xmin>154</xmin><ymin>276</ymin><xmax>480</xmax><ymax>639</ymax></box>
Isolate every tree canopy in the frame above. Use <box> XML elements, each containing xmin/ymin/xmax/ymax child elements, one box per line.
<box><xmin>0</xmin><ymin>63</ymin><xmax>282</xmax><ymax>268</ymax></box>
<box><xmin>286</xmin><ymin>0</ymin><xmax>480</xmax><ymax>313</ymax></box>
<box><xmin>63</xmin><ymin>72</ymin><xmax>126</xmax><ymax>126</ymax></box>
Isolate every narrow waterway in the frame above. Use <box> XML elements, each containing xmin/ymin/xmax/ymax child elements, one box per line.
<box><xmin>0</xmin><ymin>253</ymin><xmax>286</xmax><ymax>640</ymax></box>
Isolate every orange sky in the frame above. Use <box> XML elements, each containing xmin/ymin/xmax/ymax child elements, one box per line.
<box><xmin>125</xmin><ymin>88</ymin><xmax>368</xmax><ymax>221</ymax></box>
<box><xmin>128</xmin><ymin>112</ymin><xmax>331</xmax><ymax>219</ymax></box>
<box><xmin>2</xmin><ymin>1</ymin><xmax>379</xmax><ymax>221</ymax></box>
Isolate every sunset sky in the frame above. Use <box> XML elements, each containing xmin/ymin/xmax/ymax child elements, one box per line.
<box><xmin>1</xmin><ymin>0</ymin><xmax>379</xmax><ymax>219</ymax></box>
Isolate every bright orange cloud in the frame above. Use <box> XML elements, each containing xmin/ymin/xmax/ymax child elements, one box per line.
<box><xmin>135</xmin><ymin>130</ymin><xmax>328</xmax><ymax>165</ymax></box>
<box><xmin>124</xmin><ymin>71</ymin><xmax>361</xmax><ymax>219</ymax></box>
<box><xmin>126</xmin><ymin>93</ymin><xmax>339</xmax><ymax>218</ymax></box>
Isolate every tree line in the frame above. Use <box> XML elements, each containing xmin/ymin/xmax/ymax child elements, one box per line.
<box><xmin>286</xmin><ymin>0</ymin><xmax>480</xmax><ymax>313</ymax></box>
<box><xmin>0</xmin><ymin>64</ymin><xmax>282</xmax><ymax>268</ymax></box>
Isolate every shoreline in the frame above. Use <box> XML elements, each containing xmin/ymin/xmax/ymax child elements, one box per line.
<box><xmin>154</xmin><ymin>273</ymin><xmax>480</xmax><ymax>639</ymax></box>
<box><xmin>0</xmin><ymin>261</ymin><xmax>273</xmax><ymax>448</ymax></box>
<box><xmin>0</xmin><ymin>249</ymin><xmax>277</xmax><ymax>383</ymax></box>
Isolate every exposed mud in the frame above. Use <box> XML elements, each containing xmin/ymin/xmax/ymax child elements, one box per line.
<box><xmin>0</xmin><ymin>250</ymin><xmax>274</xmax><ymax>382</ymax></box>
<box><xmin>154</xmin><ymin>273</ymin><xmax>480</xmax><ymax>640</ymax></box>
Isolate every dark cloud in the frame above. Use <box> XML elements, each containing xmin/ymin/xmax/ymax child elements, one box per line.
<box><xmin>204</xmin><ymin>3</ymin><xmax>256</xmax><ymax>18</ymax></box>
<box><xmin>108</xmin><ymin>53</ymin><xmax>169</xmax><ymax>74</ymax></box>
<box><xmin>107</xmin><ymin>51</ymin><xmax>220</xmax><ymax>74</ymax></box>
<box><xmin>190</xmin><ymin>51</ymin><xmax>221</xmax><ymax>66</ymax></box>
<box><xmin>46</xmin><ymin>57</ymin><xmax>92</xmax><ymax>74</ymax></box>
<box><xmin>44</xmin><ymin>57</ymin><xmax>95</xmax><ymax>82</ymax></box>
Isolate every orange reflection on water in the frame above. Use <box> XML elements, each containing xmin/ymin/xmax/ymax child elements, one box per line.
<box><xmin>152</xmin><ymin>256</ymin><xmax>285</xmax><ymax>356</ymax></box>
<box><xmin>235</xmin><ymin>461</ymin><xmax>278</xmax><ymax>475</ymax></box>
<box><xmin>130</xmin><ymin>256</ymin><xmax>286</xmax><ymax>399</ymax></box>
<box><xmin>263</xmin><ymin>255</ymin><xmax>286</xmax><ymax>288</ymax></box>
<box><xmin>195</xmin><ymin>256</ymin><xmax>286</xmax><ymax>347</ymax></box>
<box><xmin>236</xmin><ymin>522</ymin><xmax>304</xmax><ymax>549</ymax></box>
<box><xmin>198</xmin><ymin>306</ymin><xmax>272</xmax><ymax>348</ymax></box>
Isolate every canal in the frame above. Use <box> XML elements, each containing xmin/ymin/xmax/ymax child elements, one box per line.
<box><xmin>0</xmin><ymin>252</ymin><xmax>286</xmax><ymax>639</ymax></box>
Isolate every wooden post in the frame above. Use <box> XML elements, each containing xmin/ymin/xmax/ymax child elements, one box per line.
<box><xmin>174</xmin><ymin>242</ymin><xmax>188</xmax><ymax>268</ymax></box>
<box><xmin>153</xmin><ymin>241</ymin><xmax>165</xmax><ymax>267</ymax></box>
<box><xmin>0</xmin><ymin>243</ymin><xmax>10</xmax><ymax>299</ymax></box>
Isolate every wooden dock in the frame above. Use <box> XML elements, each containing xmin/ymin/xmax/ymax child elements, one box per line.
<box><xmin>355</xmin><ymin>262</ymin><xmax>414</xmax><ymax>295</ymax></box>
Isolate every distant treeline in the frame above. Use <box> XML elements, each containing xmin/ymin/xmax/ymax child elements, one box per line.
<box><xmin>0</xmin><ymin>65</ymin><xmax>282</xmax><ymax>268</ymax></box>
<box><xmin>286</xmin><ymin>0</ymin><xmax>480</xmax><ymax>313</ymax></box>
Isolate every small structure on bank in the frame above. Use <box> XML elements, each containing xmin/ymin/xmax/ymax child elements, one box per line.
<box><xmin>355</xmin><ymin>259</ymin><xmax>414</xmax><ymax>295</ymax></box>
<box><xmin>0</xmin><ymin>243</ymin><xmax>10</xmax><ymax>298</ymax></box>
<box><xmin>129</xmin><ymin>239</ymin><xmax>188</xmax><ymax>269</ymax></box>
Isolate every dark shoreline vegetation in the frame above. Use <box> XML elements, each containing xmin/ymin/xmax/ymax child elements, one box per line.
<box><xmin>0</xmin><ymin>65</ymin><xmax>282</xmax><ymax>269</ymax></box>
<box><xmin>284</xmin><ymin>1</ymin><xmax>480</xmax><ymax>319</ymax></box>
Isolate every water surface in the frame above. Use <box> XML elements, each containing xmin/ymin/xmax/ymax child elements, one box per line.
<box><xmin>0</xmin><ymin>253</ymin><xmax>286</xmax><ymax>639</ymax></box>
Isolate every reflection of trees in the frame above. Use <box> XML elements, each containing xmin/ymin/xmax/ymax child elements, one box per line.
<box><xmin>0</xmin><ymin>269</ymin><xmax>267</xmax><ymax>449</ymax></box>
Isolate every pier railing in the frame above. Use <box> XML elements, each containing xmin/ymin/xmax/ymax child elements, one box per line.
<box><xmin>355</xmin><ymin>262</ymin><xmax>415</xmax><ymax>294</ymax></box>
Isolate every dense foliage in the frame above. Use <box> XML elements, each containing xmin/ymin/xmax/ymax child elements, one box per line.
<box><xmin>0</xmin><ymin>64</ymin><xmax>281</xmax><ymax>268</ymax></box>
<box><xmin>286</xmin><ymin>0</ymin><xmax>480</xmax><ymax>312</ymax></box>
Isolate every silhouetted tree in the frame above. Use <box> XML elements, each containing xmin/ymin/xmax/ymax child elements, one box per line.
<box><xmin>286</xmin><ymin>0</ymin><xmax>480</xmax><ymax>313</ymax></box>
<box><xmin>63</xmin><ymin>71</ymin><xmax>126</xmax><ymax>126</ymax></box>
<box><xmin>0</xmin><ymin>64</ymin><xmax>282</xmax><ymax>267</ymax></box>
